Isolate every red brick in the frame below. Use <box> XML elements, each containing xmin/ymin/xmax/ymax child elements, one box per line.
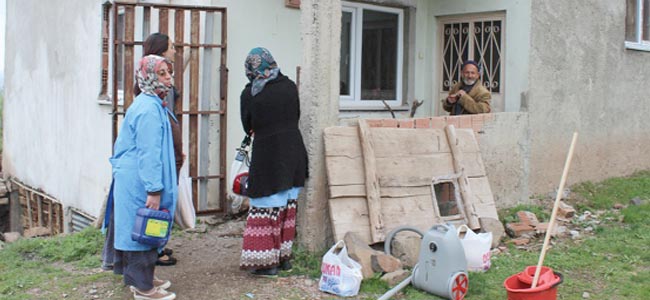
<box><xmin>430</xmin><ymin>117</ymin><xmax>447</xmax><ymax>129</ymax></box>
<box><xmin>399</xmin><ymin>119</ymin><xmax>414</xmax><ymax>128</ymax></box>
<box><xmin>459</xmin><ymin>115</ymin><xmax>472</xmax><ymax>129</ymax></box>
<box><xmin>414</xmin><ymin>118</ymin><xmax>431</xmax><ymax>128</ymax></box>
<box><xmin>446</xmin><ymin>116</ymin><xmax>460</xmax><ymax>128</ymax></box>
<box><xmin>505</xmin><ymin>222</ymin><xmax>536</xmax><ymax>238</ymax></box>
<box><xmin>557</xmin><ymin>201</ymin><xmax>576</xmax><ymax>219</ymax></box>
<box><xmin>365</xmin><ymin>119</ymin><xmax>383</xmax><ymax>128</ymax></box>
<box><xmin>516</xmin><ymin>211</ymin><xmax>540</xmax><ymax>226</ymax></box>
<box><xmin>381</xmin><ymin>119</ymin><xmax>399</xmax><ymax>128</ymax></box>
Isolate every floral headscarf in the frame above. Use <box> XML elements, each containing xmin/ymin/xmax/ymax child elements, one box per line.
<box><xmin>244</xmin><ymin>47</ymin><xmax>280</xmax><ymax>96</ymax></box>
<box><xmin>136</xmin><ymin>54</ymin><xmax>172</xmax><ymax>100</ymax></box>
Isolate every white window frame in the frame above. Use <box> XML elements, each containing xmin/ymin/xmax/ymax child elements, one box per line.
<box><xmin>626</xmin><ymin>0</ymin><xmax>650</xmax><ymax>51</ymax></box>
<box><xmin>340</xmin><ymin>1</ymin><xmax>404</xmax><ymax>109</ymax></box>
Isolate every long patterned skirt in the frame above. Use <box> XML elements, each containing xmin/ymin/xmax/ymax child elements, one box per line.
<box><xmin>240</xmin><ymin>199</ymin><xmax>297</xmax><ymax>270</ymax></box>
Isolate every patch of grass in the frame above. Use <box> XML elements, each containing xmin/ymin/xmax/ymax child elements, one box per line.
<box><xmin>0</xmin><ymin>227</ymin><xmax>106</xmax><ymax>299</ymax></box>
<box><xmin>499</xmin><ymin>204</ymin><xmax>550</xmax><ymax>223</ymax></box>
<box><xmin>573</xmin><ymin>170</ymin><xmax>650</xmax><ymax>210</ymax></box>
<box><xmin>286</xmin><ymin>246</ymin><xmax>324</xmax><ymax>278</ymax></box>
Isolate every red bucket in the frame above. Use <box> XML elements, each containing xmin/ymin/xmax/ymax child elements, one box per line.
<box><xmin>504</xmin><ymin>267</ymin><xmax>563</xmax><ymax>300</ymax></box>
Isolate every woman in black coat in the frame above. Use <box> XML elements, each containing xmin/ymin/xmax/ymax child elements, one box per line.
<box><xmin>239</xmin><ymin>47</ymin><xmax>308</xmax><ymax>277</ymax></box>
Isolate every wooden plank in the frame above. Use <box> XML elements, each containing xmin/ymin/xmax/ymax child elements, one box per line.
<box><xmin>329</xmin><ymin>197</ymin><xmax>371</xmax><ymax>243</ymax></box>
<box><xmin>358</xmin><ymin>119</ymin><xmax>385</xmax><ymax>242</ymax></box>
<box><xmin>469</xmin><ymin>177</ymin><xmax>499</xmax><ymax>219</ymax></box>
<box><xmin>325</xmin><ymin>156</ymin><xmax>365</xmax><ymax>186</ymax></box>
<box><xmin>323</xmin><ymin>127</ymin><xmax>362</xmax><ymax>157</ymax></box>
<box><xmin>370</xmin><ymin>128</ymin><xmax>450</xmax><ymax>156</ymax></box>
<box><xmin>445</xmin><ymin>125</ymin><xmax>480</xmax><ymax>229</ymax></box>
<box><xmin>375</xmin><ymin>154</ymin><xmax>455</xmax><ymax>187</ymax></box>
<box><xmin>329</xmin><ymin>185</ymin><xmax>431</xmax><ymax>199</ymax></box>
<box><xmin>329</xmin><ymin>195</ymin><xmax>439</xmax><ymax>244</ymax></box>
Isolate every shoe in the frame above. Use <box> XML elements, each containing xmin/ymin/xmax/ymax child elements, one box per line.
<box><xmin>156</xmin><ymin>254</ymin><xmax>177</xmax><ymax>266</ymax></box>
<box><xmin>159</xmin><ymin>248</ymin><xmax>173</xmax><ymax>257</ymax></box>
<box><xmin>129</xmin><ymin>279</ymin><xmax>171</xmax><ymax>292</ymax></box>
<box><xmin>250</xmin><ymin>267</ymin><xmax>279</xmax><ymax>278</ymax></box>
<box><xmin>131</xmin><ymin>286</ymin><xmax>176</xmax><ymax>300</ymax></box>
<box><xmin>280</xmin><ymin>260</ymin><xmax>292</xmax><ymax>272</ymax></box>
<box><xmin>153</xmin><ymin>277</ymin><xmax>171</xmax><ymax>290</ymax></box>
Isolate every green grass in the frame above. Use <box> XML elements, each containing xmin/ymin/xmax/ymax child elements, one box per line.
<box><xmin>1</xmin><ymin>91</ymin><xmax>3</xmax><ymax>152</ymax></box>
<box><xmin>0</xmin><ymin>227</ymin><xmax>116</xmax><ymax>299</ymax></box>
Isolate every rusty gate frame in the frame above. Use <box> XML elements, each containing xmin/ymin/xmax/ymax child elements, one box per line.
<box><xmin>110</xmin><ymin>2</ymin><xmax>228</xmax><ymax>214</ymax></box>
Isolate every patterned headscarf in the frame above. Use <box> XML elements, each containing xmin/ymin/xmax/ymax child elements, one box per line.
<box><xmin>136</xmin><ymin>54</ymin><xmax>172</xmax><ymax>100</ymax></box>
<box><xmin>244</xmin><ymin>47</ymin><xmax>280</xmax><ymax>96</ymax></box>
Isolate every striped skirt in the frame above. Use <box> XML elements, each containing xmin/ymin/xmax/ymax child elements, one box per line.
<box><xmin>240</xmin><ymin>199</ymin><xmax>297</xmax><ymax>270</ymax></box>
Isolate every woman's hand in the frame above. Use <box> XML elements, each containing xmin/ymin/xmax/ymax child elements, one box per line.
<box><xmin>146</xmin><ymin>194</ymin><xmax>161</xmax><ymax>210</ymax></box>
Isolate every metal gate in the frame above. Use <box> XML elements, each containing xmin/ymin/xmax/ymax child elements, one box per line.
<box><xmin>109</xmin><ymin>2</ymin><xmax>228</xmax><ymax>214</ymax></box>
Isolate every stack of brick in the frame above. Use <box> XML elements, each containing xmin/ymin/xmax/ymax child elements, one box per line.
<box><xmin>505</xmin><ymin>204</ymin><xmax>576</xmax><ymax>246</ymax></box>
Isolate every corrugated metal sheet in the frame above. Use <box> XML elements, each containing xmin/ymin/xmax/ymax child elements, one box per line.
<box><xmin>69</xmin><ymin>208</ymin><xmax>95</xmax><ymax>233</ymax></box>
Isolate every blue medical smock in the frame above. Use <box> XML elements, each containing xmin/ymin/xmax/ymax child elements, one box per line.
<box><xmin>110</xmin><ymin>93</ymin><xmax>177</xmax><ymax>251</ymax></box>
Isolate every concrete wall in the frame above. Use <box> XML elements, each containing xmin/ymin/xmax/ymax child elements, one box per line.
<box><xmin>527</xmin><ymin>0</ymin><xmax>650</xmax><ymax>193</ymax></box>
<box><xmin>3</xmin><ymin>0</ymin><xmax>113</xmax><ymax>222</ymax></box>
<box><xmin>3</xmin><ymin>0</ymin><xmax>302</xmax><ymax>226</ymax></box>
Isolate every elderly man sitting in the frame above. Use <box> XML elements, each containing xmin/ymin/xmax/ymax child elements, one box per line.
<box><xmin>441</xmin><ymin>60</ymin><xmax>491</xmax><ymax>115</ymax></box>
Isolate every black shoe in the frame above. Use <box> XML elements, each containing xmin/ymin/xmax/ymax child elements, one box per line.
<box><xmin>250</xmin><ymin>267</ymin><xmax>278</xmax><ymax>278</ymax></box>
<box><xmin>156</xmin><ymin>254</ymin><xmax>177</xmax><ymax>266</ymax></box>
<box><xmin>280</xmin><ymin>260</ymin><xmax>292</xmax><ymax>272</ymax></box>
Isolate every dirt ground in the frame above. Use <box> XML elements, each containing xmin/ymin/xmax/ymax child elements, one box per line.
<box><xmin>108</xmin><ymin>216</ymin><xmax>340</xmax><ymax>300</ymax></box>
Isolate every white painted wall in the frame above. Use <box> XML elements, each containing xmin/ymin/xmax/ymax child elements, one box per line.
<box><xmin>3</xmin><ymin>0</ymin><xmax>113</xmax><ymax>221</ymax></box>
<box><xmin>3</xmin><ymin>0</ymin><xmax>302</xmax><ymax>225</ymax></box>
<box><xmin>425</xmin><ymin>0</ymin><xmax>532</xmax><ymax>114</ymax></box>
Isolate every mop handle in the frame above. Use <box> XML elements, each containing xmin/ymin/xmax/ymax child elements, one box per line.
<box><xmin>531</xmin><ymin>132</ymin><xmax>578</xmax><ymax>288</ymax></box>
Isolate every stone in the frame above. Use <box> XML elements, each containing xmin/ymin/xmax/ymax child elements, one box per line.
<box><xmin>612</xmin><ymin>203</ymin><xmax>624</xmax><ymax>210</ymax></box>
<box><xmin>3</xmin><ymin>232</ymin><xmax>21</xmax><ymax>243</ymax></box>
<box><xmin>629</xmin><ymin>197</ymin><xmax>646</xmax><ymax>206</ymax></box>
<box><xmin>380</xmin><ymin>269</ymin><xmax>411</xmax><ymax>286</ymax></box>
<box><xmin>388</xmin><ymin>232</ymin><xmax>421</xmax><ymax>268</ymax></box>
<box><xmin>505</xmin><ymin>222</ymin><xmax>535</xmax><ymax>237</ymax></box>
<box><xmin>24</xmin><ymin>227</ymin><xmax>51</xmax><ymax>238</ymax></box>
<box><xmin>570</xmin><ymin>230</ymin><xmax>580</xmax><ymax>239</ymax></box>
<box><xmin>516</xmin><ymin>211</ymin><xmax>540</xmax><ymax>226</ymax></box>
<box><xmin>557</xmin><ymin>201</ymin><xmax>576</xmax><ymax>219</ymax></box>
<box><xmin>371</xmin><ymin>253</ymin><xmax>402</xmax><ymax>273</ymax></box>
<box><xmin>479</xmin><ymin>217</ymin><xmax>505</xmax><ymax>248</ymax></box>
<box><xmin>344</xmin><ymin>232</ymin><xmax>383</xmax><ymax>279</ymax></box>
<box><xmin>185</xmin><ymin>224</ymin><xmax>208</xmax><ymax>234</ymax></box>
<box><xmin>582</xmin><ymin>291</ymin><xmax>590</xmax><ymax>298</ymax></box>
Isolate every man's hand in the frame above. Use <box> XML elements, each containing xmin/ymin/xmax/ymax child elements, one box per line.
<box><xmin>146</xmin><ymin>194</ymin><xmax>161</xmax><ymax>210</ymax></box>
<box><xmin>457</xmin><ymin>90</ymin><xmax>466</xmax><ymax>97</ymax></box>
<box><xmin>447</xmin><ymin>93</ymin><xmax>459</xmax><ymax>104</ymax></box>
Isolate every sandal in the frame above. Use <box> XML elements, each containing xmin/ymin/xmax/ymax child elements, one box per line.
<box><xmin>158</xmin><ymin>248</ymin><xmax>173</xmax><ymax>257</ymax></box>
<box><xmin>131</xmin><ymin>286</ymin><xmax>176</xmax><ymax>300</ymax></box>
<box><xmin>156</xmin><ymin>254</ymin><xmax>177</xmax><ymax>266</ymax></box>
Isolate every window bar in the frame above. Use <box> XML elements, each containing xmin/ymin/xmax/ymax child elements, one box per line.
<box><xmin>143</xmin><ymin>6</ymin><xmax>151</xmax><ymax>38</ymax></box>
<box><xmin>123</xmin><ymin>5</ymin><xmax>135</xmax><ymax>110</ymax></box>
<box><xmin>219</xmin><ymin>9</ymin><xmax>229</xmax><ymax>212</ymax></box>
<box><xmin>189</xmin><ymin>10</ymin><xmax>201</xmax><ymax>208</ymax></box>
<box><xmin>638</xmin><ymin>0</ymin><xmax>643</xmax><ymax>43</ymax></box>
<box><xmin>159</xmin><ymin>8</ymin><xmax>169</xmax><ymax>35</ymax></box>
<box><xmin>112</xmin><ymin>4</ymin><xmax>120</xmax><ymax>145</ymax></box>
<box><xmin>99</xmin><ymin>2</ymin><xmax>111</xmax><ymax>100</ymax></box>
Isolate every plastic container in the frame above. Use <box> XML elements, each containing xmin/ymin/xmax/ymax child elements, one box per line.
<box><xmin>131</xmin><ymin>207</ymin><xmax>172</xmax><ymax>248</ymax></box>
<box><xmin>504</xmin><ymin>266</ymin><xmax>563</xmax><ymax>300</ymax></box>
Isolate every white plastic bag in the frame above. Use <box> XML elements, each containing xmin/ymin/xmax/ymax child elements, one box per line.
<box><xmin>457</xmin><ymin>225</ymin><xmax>492</xmax><ymax>272</ymax></box>
<box><xmin>228</xmin><ymin>136</ymin><xmax>251</xmax><ymax>213</ymax></box>
<box><xmin>318</xmin><ymin>240</ymin><xmax>363</xmax><ymax>297</ymax></box>
<box><xmin>174</xmin><ymin>161</ymin><xmax>196</xmax><ymax>229</ymax></box>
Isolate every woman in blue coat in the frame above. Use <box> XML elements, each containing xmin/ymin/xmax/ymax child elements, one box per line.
<box><xmin>111</xmin><ymin>54</ymin><xmax>178</xmax><ymax>300</ymax></box>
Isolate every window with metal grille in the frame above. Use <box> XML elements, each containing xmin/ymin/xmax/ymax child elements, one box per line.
<box><xmin>441</xmin><ymin>18</ymin><xmax>503</xmax><ymax>94</ymax></box>
<box><xmin>626</xmin><ymin>0</ymin><xmax>650</xmax><ymax>51</ymax></box>
<box><xmin>340</xmin><ymin>1</ymin><xmax>404</xmax><ymax>109</ymax></box>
